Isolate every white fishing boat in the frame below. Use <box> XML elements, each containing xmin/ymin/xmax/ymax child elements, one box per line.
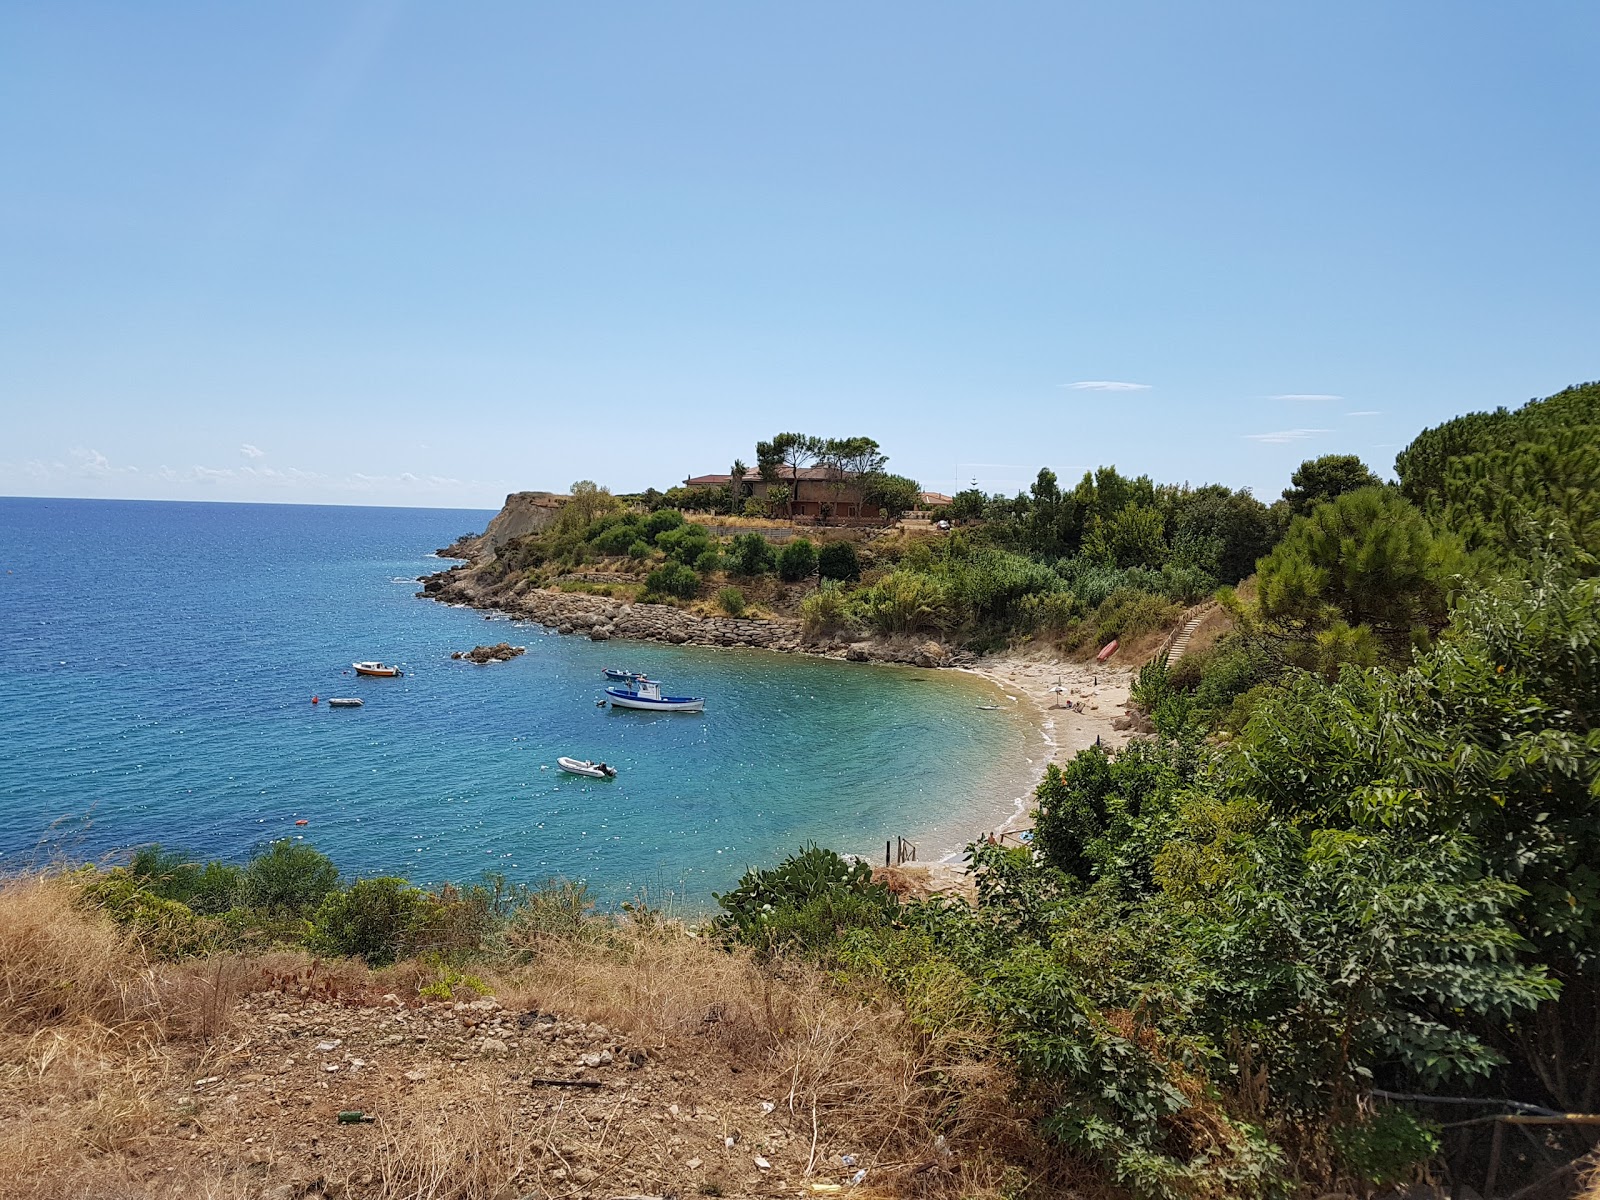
<box><xmin>326</xmin><ymin>697</ymin><xmax>364</xmax><ymax>708</ymax></box>
<box><xmin>352</xmin><ymin>661</ymin><xmax>402</xmax><ymax>677</ymax></box>
<box><xmin>604</xmin><ymin>678</ymin><xmax>706</xmax><ymax>713</ymax></box>
<box><xmin>557</xmin><ymin>757</ymin><xmax>617</xmax><ymax>779</ymax></box>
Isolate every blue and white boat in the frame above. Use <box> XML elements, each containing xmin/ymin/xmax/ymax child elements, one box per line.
<box><xmin>602</xmin><ymin>668</ymin><xmax>647</xmax><ymax>682</ymax></box>
<box><xmin>605</xmin><ymin>678</ymin><xmax>705</xmax><ymax>713</ymax></box>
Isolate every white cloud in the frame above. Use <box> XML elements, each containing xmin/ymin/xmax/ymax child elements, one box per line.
<box><xmin>1345</xmin><ymin>410</ymin><xmax>1381</xmax><ymax>417</ymax></box>
<box><xmin>69</xmin><ymin>447</ymin><xmax>138</xmax><ymax>475</ymax></box>
<box><xmin>72</xmin><ymin>447</ymin><xmax>111</xmax><ymax>472</ymax></box>
<box><xmin>1244</xmin><ymin>428</ymin><xmax>1331</xmax><ymax>445</ymax></box>
<box><xmin>1064</xmin><ymin>380</ymin><xmax>1152</xmax><ymax>392</ymax></box>
<box><xmin>1268</xmin><ymin>393</ymin><xmax>1343</xmax><ymax>402</ymax></box>
<box><xmin>240</xmin><ymin>443</ymin><xmax>265</xmax><ymax>459</ymax></box>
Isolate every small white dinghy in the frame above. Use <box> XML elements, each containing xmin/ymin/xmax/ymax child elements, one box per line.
<box><xmin>558</xmin><ymin>757</ymin><xmax>617</xmax><ymax>779</ymax></box>
<box><xmin>326</xmin><ymin>697</ymin><xmax>364</xmax><ymax>708</ymax></box>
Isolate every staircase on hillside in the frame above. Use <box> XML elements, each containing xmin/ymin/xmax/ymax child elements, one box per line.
<box><xmin>1155</xmin><ymin>601</ymin><xmax>1217</xmax><ymax>668</ymax></box>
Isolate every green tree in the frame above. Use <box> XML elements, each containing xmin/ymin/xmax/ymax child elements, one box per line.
<box><xmin>860</xmin><ymin>472</ymin><xmax>922</xmax><ymax>519</ymax></box>
<box><xmin>728</xmin><ymin>458</ymin><xmax>748</xmax><ymax>514</ymax></box>
<box><xmin>1397</xmin><ymin>383</ymin><xmax>1600</xmax><ymax>566</ymax></box>
<box><xmin>777</xmin><ymin>537</ymin><xmax>818</xmax><ymax>582</ymax></box>
<box><xmin>1085</xmin><ymin>505</ymin><xmax>1167</xmax><ymax>569</ymax></box>
<box><xmin>1281</xmin><ymin>454</ymin><xmax>1382</xmax><ymax>518</ymax></box>
<box><xmin>558</xmin><ymin>480</ymin><xmax>620</xmax><ymax>533</ymax></box>
<box><xmin>817</xmin><ymin>540</ymin><xmax>860</xmax><ymax>582</ymax></box>
<box><xmin>728</xmin><ymin>532</ymin><xmax>776</xmax><ymax>576</ymax></box>
<box><xmin>1166</xmin><ymin>484</ymin><xmax>1277</xmax><ymax>583</ymax></box>
<box><xmin>1255</xmin><ymin>487</ymin><xmax>1464</xmax><ymax>657</ymax></box>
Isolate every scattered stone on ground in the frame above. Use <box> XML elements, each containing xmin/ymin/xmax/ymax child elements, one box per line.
<box><xmin>82</xmin><ymin>979</ymin><xmax>873</xmax><ymax>1198</ymax></box>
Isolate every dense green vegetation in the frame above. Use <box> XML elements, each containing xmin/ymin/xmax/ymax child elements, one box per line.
<box><xmin>706</xmin><ymin>383</ymin><xmax>1600</xmax><ymax>1195</ymax></box>
<box><xmin>1395</xmin><ymin>381</ymin><xmax>1600</xmax><ymax>566</ymax></box>
<box><xmin>716</xmin><ymin>559</ymin><xmax>1597</xmax><ymax>1196</ymax></box>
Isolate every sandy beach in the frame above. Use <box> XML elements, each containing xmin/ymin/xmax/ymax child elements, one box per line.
<box><xmin>874</xmin><ymin>651</ymin><xmax>1138</xmax><ymax>897</ymax></box>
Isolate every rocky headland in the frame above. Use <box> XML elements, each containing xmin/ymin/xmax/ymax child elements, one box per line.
<box><xmin>418</xmin><ymin>564</ymin><xmax>973</xmax><ymax>669</ymax></box>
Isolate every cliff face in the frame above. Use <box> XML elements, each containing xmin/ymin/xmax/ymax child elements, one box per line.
<box><xmin>448</xmin><ymin>491</ymin><xmax>570</xmax><ymax>561</ymax></box>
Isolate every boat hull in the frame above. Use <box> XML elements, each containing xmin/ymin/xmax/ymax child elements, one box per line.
<box><xmin>352</xmin><ymin>663</ymin><xmax>401</xmax><ymax>677</ymax></box>
<box><xmin>605</xmin><ymin>688</ymin><xmax>705</xmax><ymax>713</ymax></box>
<box><xmin>557</xmin><ymin>756</ymin><xmax>616</xmax><ymax>778</ymax></box>
<box><xmin>327</xmin><ymin>698</ymin><xmax>364</xmax><ymax>708</ymax></box>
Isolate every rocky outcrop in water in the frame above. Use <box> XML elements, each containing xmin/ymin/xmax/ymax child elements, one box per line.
<box><xmin>451</xmin><ymin>642</ymin><xmax>527</xmax><ymax>664</ymax></box>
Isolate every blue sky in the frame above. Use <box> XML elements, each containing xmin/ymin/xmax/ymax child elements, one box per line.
<box><xmin>3</xmin><ymin>2</ymin><xmax>1595</xmax><ymax>508</ymax></box>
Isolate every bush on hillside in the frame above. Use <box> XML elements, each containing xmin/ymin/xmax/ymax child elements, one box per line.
<box><xmin>644</xmin><ymin>508</ymin><xmax>685</xmax><ymax>539</ymax></box>
<box><xmin>1089</xmin><ymin>588</ymin><xmax>1181</xmax><ymax>643</ymax></box>
<box><xmin>590</xmin><ymin>520</ymin><xmax>644</xmax><ymax>555</ymax></box>
<box><xmin>853</xmin><ymin>571</ymin><xmax>949</xmax><ymax>635</ymax></box>
<box><xmin>308</xmin><ymin>877</ymin><xmax>429</xmax><ymax>966</ymax></box>
<box><xmin>643</xmin><ymin>562</ymin><xmax>700</xmax><ymax>599</ymax></box>
<box><xmin>817</xmin><ymin>540</ymin><xmax>860</xmax><ymax>582</ymax></box>
<box><xmin>627</xmin><ymin>538</ymin><xmax>651</xmax><ymax>560</ymax></box>
<box><xmin>656</xmin><ymin>525</ymin><xmax>711</xmax><ymax>565</ymax></box>
<box><xmin>79</xmin><ymin>869</ymin><xmax>223</xmax><ymax>960</ymax></box>
<box><xmin>716</xmin><ymin>586</ymin><xmax>746</xmax><ymax>616</ymax></box>
<box><xmin>729</xmin><ymin>532</ymin><xmax>777</xmax><ymax>576</ymax></box>
<box><xmin>129</xmin><ymin>845</ymin><xmax>244</xmax><ymax>915</ymax></box>
<box><xmin>777</xmin><ymin>537</ymin><xmax>818</xmax><ymax>582</ymax></box>
<box><xmin>242</xmin><ymin>840</ymin><xmax>340</xmax><ymax>915</ymax></box>
<box><xmin>800</xmin><ymin>581</ymin><xmax>849</xmax><ymax>636</ymax></box>
<box><xmin>713</xmin><ymin>845</ymin><xmax>897</xmax><ymax>957</ymax></box>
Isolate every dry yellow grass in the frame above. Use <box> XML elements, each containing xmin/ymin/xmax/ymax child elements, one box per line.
<box><xmin>0</xmin><ymin>875</ymin><xmax>1057</xmax><ymax>1199</ymax></box>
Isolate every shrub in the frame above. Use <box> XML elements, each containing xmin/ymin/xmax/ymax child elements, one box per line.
<box><xmin>644</xmin><ymin>508</ymin><xmax>685</xmax><ymax>539</ymax></box>
<box><xmin>128</xmin><ymin>845</ymin><xmax>243</xmax><ymax>915</ymax></box>
<box><xmin>716</xmin><ymin>586</ymin><xmax>746</xmax><ymax>616</ymax></box>
<box><xmin>627</xmin><ymin>538</ymin><xmax>651</xmax><ymax>560</ymax></box>
<box><xmin>1331</xmin><ymin>1109</ymin><xmax>1441</xmax><ymax>1189</ymax></box>
<box><xmin>713</xmin><ymin>845</ymin><xmax>897</xmax><ymax>957</ymax></box>
<box><xmin>693</xmin><ymin>547</ymin><xmax>722</xmax><ymax>574</ymax></box>
<box><xmin>242</xmin><ymin>840</ymin><xmax>340</xmax><ymax>915</ymax></box>
<box><xmin>1016</xmin><ymin>589</ymin><xmax>1081</xmax><ymax>637</ymax></box>
<box><xmin>817</xmin><ymin>540</ymin><xmax>860</xmax><ymax>582</ymax></box>
<box><xmin>656</xmin><ymin>525</ymin><xmax>711</xmax><ymax>564</ymax></box>
<box><xmin>729</xmin><ymin>532</ymin><xmax>776</xmax><ymax>576</ymax></box>
<box><xmin>644</xmin><ymin>562</ymin><xmax>700</xmax><ymax>599</ymax></box>
<box><xmin>504</xmin><ymin>880</ymin><xmax>599</xmax><ymax>954</ymax></box>
<box><xmin>590</xmin><ymin>520</ymin><xmax>644</xmax><ymax>555</ymax></box>
<box><xmin>800</xmin><ymin>580</ymin><xmax>849</xmax><ymax>636</ymax></box>
<box><xmin>79</xmin><ymin>869</ymin><xmax>222</xmax><ymax>959</ymax></box>
<box><xmin>1091</xmin><ymin>588</ymin><xmax>1180</xmax><ymax>643</ymax></box>
<box><xmin>854</xmin><ymin>571</ymin><xmax>949</xmax><ymax>635</ymax></box>
<box><xmin>777</xmin><ymin>537</ymin><xmax>818</xmax><ymax>582</ymax></box>
<box><xmin>307</xmin><ymin>877</ymin><xmax>428</xmax><ymax>966</ymax></box>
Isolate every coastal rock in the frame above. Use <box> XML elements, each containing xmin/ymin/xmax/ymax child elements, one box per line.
<box><xmin>452</xmin><ymin>642</ymin><xmax>526</xmax><ymax>664</ymax></box>
<box><xmin>588</xmin><ymin>625</ymin><xmax>612</xmax><ymax>641</ymax></box>
<box><xmin>845</xmin><ymin>644</ymin><xmax>871</xmax><ymax>662</ymax></box>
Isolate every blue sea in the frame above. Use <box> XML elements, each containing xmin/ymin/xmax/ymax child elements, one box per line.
<box><xmin>0</xmin><ymin>498</ymin><xmax>1036</xmax><ymax>905</ymax></box>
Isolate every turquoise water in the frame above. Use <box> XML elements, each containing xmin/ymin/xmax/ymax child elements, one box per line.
<box><xmin>0</xmin><ymin>498</ymin><xmax>1035</xmax><ymax>902</ymax></box>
